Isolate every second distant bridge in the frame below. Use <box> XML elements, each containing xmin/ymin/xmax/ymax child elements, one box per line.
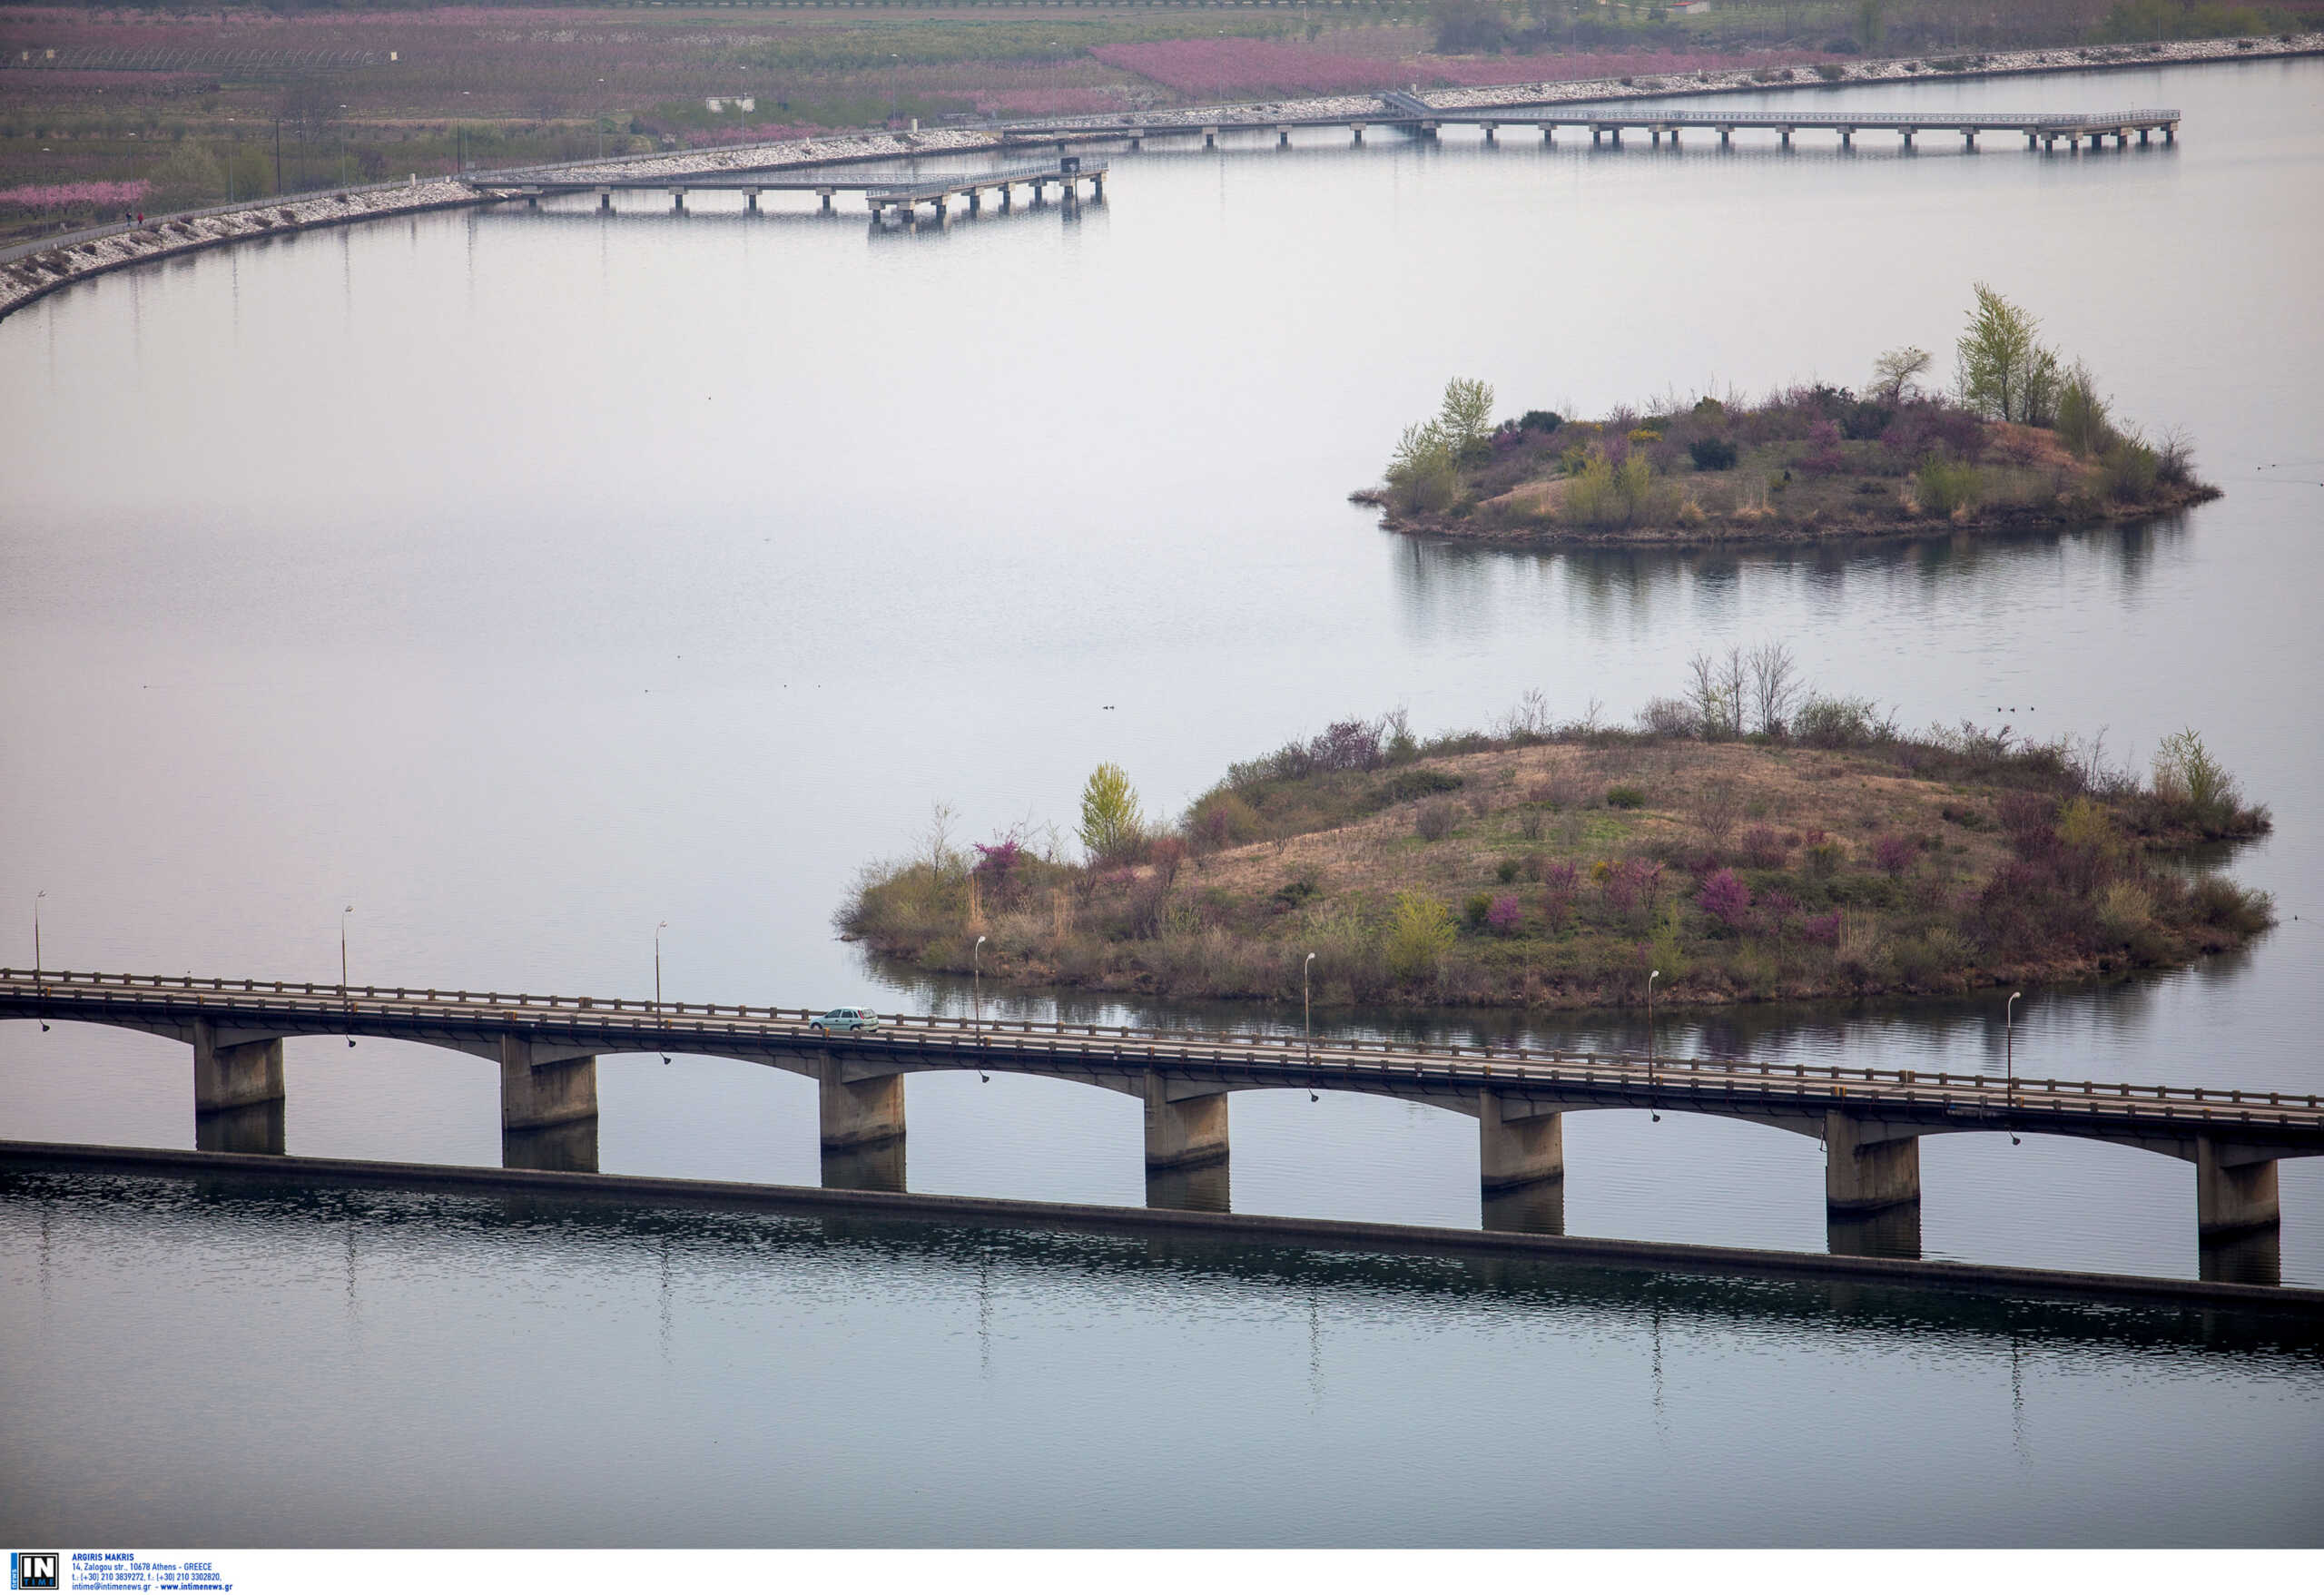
<box><xmin>470</xmin><ymin>159</ymin><xmax>1107</xmax><ymax>224</ymax></box>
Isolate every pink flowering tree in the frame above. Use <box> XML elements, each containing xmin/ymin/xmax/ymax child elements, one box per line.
<box><xmin>1696</xmin><ymin>868</ymin><xmax>1753</xmax><ymax>933</ymax></box>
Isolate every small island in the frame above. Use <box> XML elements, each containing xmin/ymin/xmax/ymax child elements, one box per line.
<box><xmin>841</xmin><ymin>658</ymin><xmax>2272</xmax><ymax>1012</ymax></box>
<box><xmin>1354</xmin><ymin>286</ymin><xmax>2219</xmax><ymax>547</ymax></box>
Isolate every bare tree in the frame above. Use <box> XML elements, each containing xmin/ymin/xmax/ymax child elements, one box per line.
<box><xmin>921</xmin><ymin>801</ymin><xmax>962</xmax><ymax>880</ymax></box>
<box><xmin>1748</xmin><ymin>640</ymin><xmax>1803</xmax><ymax>735</ymax></box>
<box><xmin>1496</xmin><ymin>687</ymin><xmax>1549</xmax><ymax>741</ymax></box>
<box><xmin>1870</xmin><ymin>345</ymin><xmax>1932</xmax><ymax>405</ymax></box>
<box><xmin>1686</xmin><ymin>649</ymin><xmax>1742</xmax><ymax>741</ymax></box>
<box><xmin>1689</xmin><ymin>776</ymin><xmax>1745</xmax><ymax>847</ymax></box>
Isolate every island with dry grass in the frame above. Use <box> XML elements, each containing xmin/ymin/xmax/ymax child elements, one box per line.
<box><xmin>841</xmin><ymin>652</ymin><xmax>2272</xmax><ymax>1013</ymax></box>
<box><xmin>1354</xmin><ymin>287</ymin><xmax>2219</xmax><ymax>547</ymax></box>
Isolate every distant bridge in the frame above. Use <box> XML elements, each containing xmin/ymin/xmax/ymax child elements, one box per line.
<box><xmin>997</xmin><ymin>102</ymin><xmax>2181</xmax><ymax>154</ymax></box>
<box><xmin>468</xmin><ymin>159</ymin><xmax>1106</xmax><ymax>224</ymax></box>
<box><xmin>5</xmin><ymin>966</ymin><xmax>2309</xmax><ymax>1282</ymax></box>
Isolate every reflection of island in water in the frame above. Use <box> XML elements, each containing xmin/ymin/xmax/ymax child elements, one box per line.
<box><xmin>1388</xmin><ymin>513</ymin><xmax>2195</xmax><ymax>645</ymax></box>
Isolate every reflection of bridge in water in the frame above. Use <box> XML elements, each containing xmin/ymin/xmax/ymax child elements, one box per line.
<box><xmin>7</xmin><ymin>966</ymin><xmax>2313</xmax><ymax>1283</ymax></box>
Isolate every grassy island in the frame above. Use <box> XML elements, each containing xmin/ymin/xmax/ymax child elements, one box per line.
<box><xmin>1355</xmin><ymin>287</ymin><xmax>2219</xmax><ymax>547</ymax></box>
<box><xmin>842</xmin><ymin>665</ymin><xmax>2272</xmax><ymax>1013</ymax></box>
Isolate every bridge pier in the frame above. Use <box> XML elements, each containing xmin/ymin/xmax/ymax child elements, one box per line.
<box><xmin>2191</xmin><ymin>1135</ymin><xmax>2280</xmax><ymax>1285</ymax></box>
<box><xmin>1719</xmin><ymin>127</ymin><xmax>1730</xmax><ymax>148</ymax></box>
<box><xmin>1828</xmin><ymin>1202</ymin><xmax>1921</xmax><ymax>1260</ymax></box>
<box><xmin>505</xmin><ymin>1118</ymin><xmax>597</xmax><ymax>1174</ymax></box>
<box><xmin>2196</xmin><ymin>1137</ymin><xmax>2280</xmax><ymax>1236</ymax></box>
<box><xmin>1964</xmin><ymin>130</ymin><xmax>1977</xmax><ymax>151</ymax></box>
<box><xmin>968</xmin><ymin>189</ymin><xmax>981</xmax><ymax>214</ymax></box>
<box><xmin>1479</xmin><ymin>1092</ymin><xmax>1562</xmax><ymax>1235</ymax></box>
<box><xmin>825</xmin><ymin>1137</ymin><xmax>906</xmax><ymax>1194</ymax></box>
<box><xmin>1203</xmin><ymin>125</ymin><xmax>1218</xmax><ymax>149</ymax></box>
<box><xmin>2139</xmin><ymin>127</ymin><xmax>2151</xmax><ymax>145</ymax></box>
<box><xmin>1779</xmin><ymin>126</ymin><xmax>1793</xmax><ymax>150</ymax></box>
<box><xmin>1147</xmin><ymin>1160</ymin><xmax>1230</xmax><ymax>1214</ymax></box>
<box><xmin>1540</xmin><ymin>123</ymin><xmax>1553</xmax><ymax>145</ymax></box>
<box><xmin>818</xmin><ymin>188</ymin><xmax>834</xmax><ymax>212</ymax></box>
<box><xmin>500</xmin><ymin>1035</ymin><xmax>597</xmax><ymax>1132</ymax></box>
<box><xmin>196</xmin><ymin>1099</ymin><xmax>285</xmax><ymax>1157</ymax></box>
<box><xmin>1839</xmin><ymin>127</ymin><xmax>1855</xmax><ymax>150</ymax></box>
<box><xmin>192</xmin><ymin>1019</ymin><xmax>285</xmax><ymax>1115</ymax></box>
<box><xmin>1351</xmin><ymin>123</ymin><xmax>1364</xmax><ymax>144</ymax></box>
<box><xmin>669</xmin><ymin>188</ymin><xmax>685</xmax><ymax>212</ymax></box>
<box><xmin>1900</xmin><ymin>127</ymin><xmax>1915</xmax><ymax>151</ymax></box>
<box><xmin>1482</xmin><ymin>123</ymin><xmax>1496</xmax><ymax>144</ymax></box>
<box><xmin>1091</xmin><ymin>172</ymin><xmax>1104</xmax><ymax>201</ymax></box>
<box><xmin>2164</xmin><ymin>121</ymin><xmax>2176</xmax><ymax>143</ymax></box>
<box><xmin>1276</xmin><ymin>124</ymin><xmax>1290</xmax><ymax>146</ymax></box>
<box><xmin>819</xmin><ymin>1062</ymin><xmax>905</xmax><ymax>1152</ymax></box>
<box><xmin>1145</xmin><ymin>1074</ymin><xmax>1228</xmax><ymax>1173</ymax></box>
<box><xmin>1824</xmin><ymin>1112</ymin><xmax>1920</xmax><ymax>1212</ymax></box>
<box><xmin>1479</xmin><ymin>1091</ymin><xmax>1562</xmax><ymax>1195</ymax></box>
<box><xmin>1128</xmin><ymin>129</ymin><xmax>1145</xmax><ymax>149</ymax></box>
<box><xmin>745</xmin><ymin>190</ymin><xmax>760</xmax><ymax>212</ymax></box>
<box><xmin>596</xmin><ymin>187</ymin><xmax>612</xmax><ymax>211</ymax></box>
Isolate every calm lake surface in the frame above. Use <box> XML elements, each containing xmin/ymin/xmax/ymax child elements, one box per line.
<box><xmin>4</xmin><ymin>57</ymin><xmax>2321</xmax><ymax>1543</ymax></box>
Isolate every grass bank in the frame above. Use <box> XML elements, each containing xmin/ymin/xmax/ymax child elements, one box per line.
<box><xmin>840</xmin><ymin>668</ymin><xmax>2272</xmax><ymax>1013</ymax></box>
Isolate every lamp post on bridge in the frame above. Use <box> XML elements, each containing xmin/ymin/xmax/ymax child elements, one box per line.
<box><xmin>655</xmin><ymin>921</ymin><xmax>669</xmax><ymax>1065</ymax></box>
<box><xmin>2006</xmin><ymin>989</ymin><xmax>2024</xmax><ymax>1144</ymax></box>
<box><xmin>1647</xmin><ymin>968</ymin><xmax>1661</xmax><ymax>1123</ymax></box>
<box><xmin>1305</xmin><ymin>951</ymin><xmax>1317</xmax><ymax>1101</ymax></box>
<box><xmin>340</xmin><ymin>904</ymin><xmax>356</xmax><ymax>1048</ymax></box>
<box><xmin>34</xmin><ymin>891</ymin><xmax>48</xmax><ymax>1030</ymax></box>
<box><xmin>973</xmin><ymin>936</ymin><xmax>990</xmax><ymax>1081</ymax></box>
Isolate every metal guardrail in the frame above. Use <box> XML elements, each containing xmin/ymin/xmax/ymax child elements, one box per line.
<box><xmin>8</xmin><ymin>969</ymin><xmax>2319</xmax><ymax>1133</ymax></box>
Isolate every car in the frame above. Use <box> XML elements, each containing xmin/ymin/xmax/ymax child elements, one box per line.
<box><xmin>810</xmin><ymin>1007</ymin><xmax>881</xmax><ymax>1035</ymax></box>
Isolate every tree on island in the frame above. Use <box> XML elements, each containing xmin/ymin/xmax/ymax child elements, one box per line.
<box><xmin>1955</xmin><ymin>282</ymin><xmax>2061</xmax><ymax>425</ymax></box>
<box><xmin>1078</xmin><ymin>762</ymin><xmax>1146</xmax><ymax>866</ymax></box>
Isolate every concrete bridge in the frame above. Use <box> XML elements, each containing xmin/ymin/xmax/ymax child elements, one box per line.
<box><xmin>1003</xmin><ymin>103</ymin><xmax>2181</xmax><ymax>155</ymax></box>
<box><xmin>468</xmin><ymin>159</ymin><xmax>1106</xmax><ymax>226</ymax></box>
<box><xmin>5</xmin><ymin>967</ymin><xmax>2313</xmax><ymax>1282</ymax></box>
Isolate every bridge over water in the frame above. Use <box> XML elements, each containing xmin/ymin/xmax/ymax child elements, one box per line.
<box><xmin>6</xmin><ymin>967</ymin><xmax>2310</xmax><ymax>1282</ymax></box>
<box><xmin>468</xmin><ymin>159</ymin><xmax>1106</xmax><ymax>225</ymax></box>
<box><xmin>1000</xmin><ymin>102</ymin><xmax>2181</xmax><ymax>154</ymax></box>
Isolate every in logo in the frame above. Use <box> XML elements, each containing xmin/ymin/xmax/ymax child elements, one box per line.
<box><xmin>9</xmin><ymin>1552</ymin><xmax>59</xmax><ymax>1591</ymax></box>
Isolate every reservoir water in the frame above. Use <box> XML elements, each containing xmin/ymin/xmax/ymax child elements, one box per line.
<box><xmin>3</xmin><ymin>57</ymin><xmax>2321</xmax><ymax>1543</ymax></box>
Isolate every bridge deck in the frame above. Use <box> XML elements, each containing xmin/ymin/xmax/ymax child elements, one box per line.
<box><xmin>1000</xmin><ymin>105</ymin><xmax>2180</xmax><ymax>139</ymax></box>
<box><xmin>472</xmin><ymin>160</ymin><xmax>1105</xmax><ymax>202</ymax></box>
<box><xmin>7</xmin><ymin>969</ymin><xmax>2316</xmax><ymax>1154</ymax></box>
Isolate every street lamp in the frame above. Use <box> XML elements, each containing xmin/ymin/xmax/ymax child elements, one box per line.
<box><xmin>2005</xmin><ymin>989</ymin><xmax>2024</xmax><ymax>1145</ymax></box>
<box><xmin>340</xmin><ymin>905</ymin><xmax>357</xmax><ymax>1047</ymax></box>
<box><xmin>1304</xmin><ymin>951</ymin><xmax>1317</xmax><ymax>1100</ymax></box>
<box><xmin>1647</xmin><ymin>968</ymin><xmax>1661</xmax><ymax>1122</ymax></box>
<box><xmin>973</xmin><ymin>935</ymin><xmax>990</xmax><ymax>1081</ymax></box>
<box><xmin>34</xmin><ymin>891</ymin><xmax>48</xmax><ymax>1030</ymax></box>
<box><xmin>655</xmin><ymin>921</ymin><xmax>670</xmax><ymax>1064</ymax></box>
